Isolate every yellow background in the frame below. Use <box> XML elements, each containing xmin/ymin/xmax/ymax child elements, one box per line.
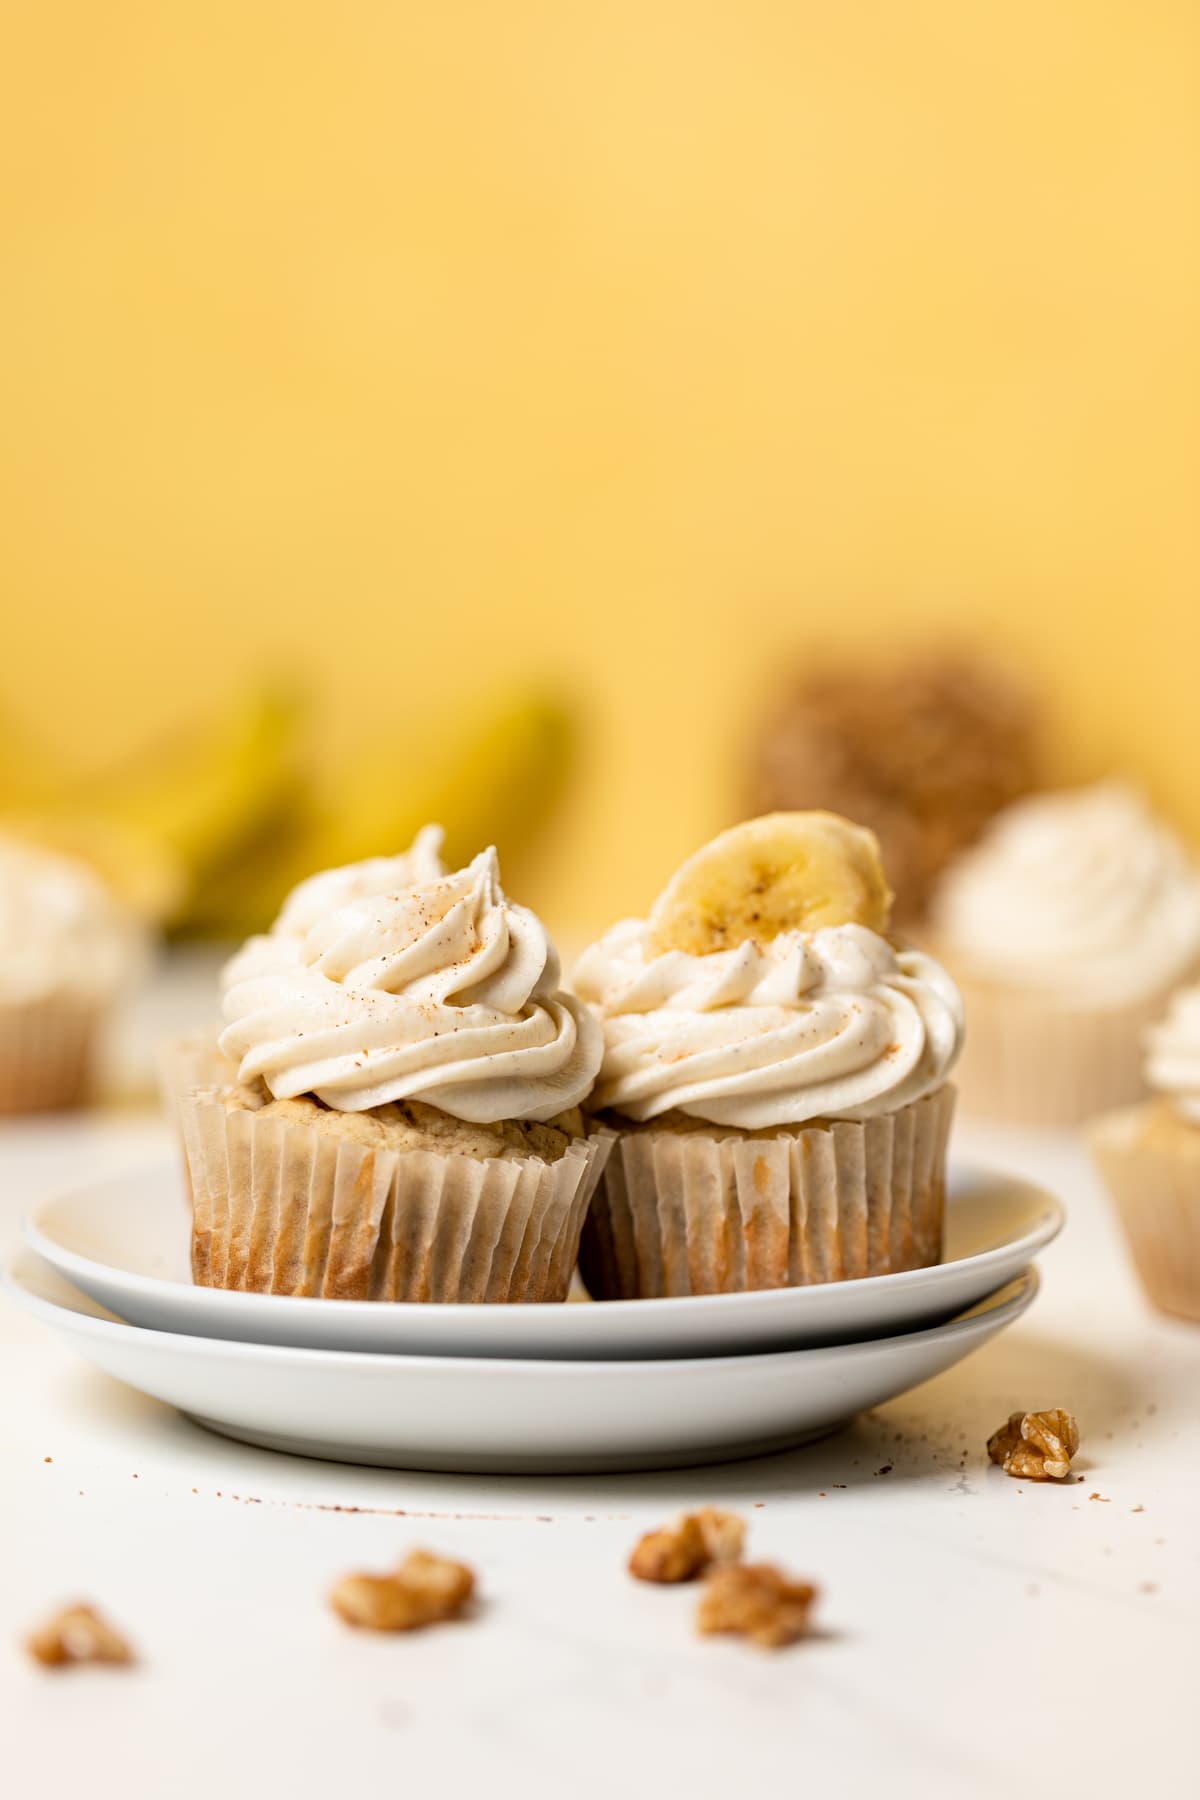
<box><xmin>1</xmin><ymin>3</ymin><xmax>1196</xmax><ymax>932</ymax></box>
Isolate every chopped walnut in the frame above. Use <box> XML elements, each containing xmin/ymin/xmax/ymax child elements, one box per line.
<box><xmin>26</xmin><ymin>1604</ymin><xmax>134</xmax><ymax>1669</ymax></box>
<box><xmin>628</xmin><ymin>1508</ymin><xmax>747</xmax><ymax>1584</ymax></box>
<box><xmin>987</xmin><ymin>1409</ymin><xmax>1080</xmax><ymax>1481</ymax></box>
<box><xmin>697</xmin><ymin>1563</ymin><xmax>818</xmax><ymax>1650</ymax></box>
<box><xmin>329</xmin><ymin>1549</ymin><xmax>475</xmax><ymax>1632</ymax></box>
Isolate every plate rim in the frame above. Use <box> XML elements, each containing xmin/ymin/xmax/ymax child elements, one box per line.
<box><xmin>3</xmin><ymin>1248</ymin><xmax>1038</xmax><ymax>1378</ymax></box>
<box><xmin>22</xmin><ymin>1155</ymin><xmax>1064</xmax><ymax>1327</ymax></box>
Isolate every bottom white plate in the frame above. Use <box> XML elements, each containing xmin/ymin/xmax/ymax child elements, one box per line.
<box><xmin>4</xmin><ymin>1251</ymin><xmax>1037</xmax><ymax>1473</ymax></box>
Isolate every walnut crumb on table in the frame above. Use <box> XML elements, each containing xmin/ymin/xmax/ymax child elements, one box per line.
<box><xmin>697</xmin><ymin>1565</ymin><xmax>819</xmax><ymax>1650</ymax></box>
<box><xmin>987</xmin><ymin>1409</ymin><xmax>1081</xmax><ymax>1481</ymax></box>
<box><xmin>329</xmin><ymin>1549</ymin><xmax>476</xmax><ymax>1632</ymax></box>
<box><xmin>25</xmin><ymin>1604</ymin><xmax>134</xmax><ymax>1669</ymax></box>
<box><xmin>628</xmin><ymin>1509</ymin><xmax>747</xmax><ymax>1584</ymax></box>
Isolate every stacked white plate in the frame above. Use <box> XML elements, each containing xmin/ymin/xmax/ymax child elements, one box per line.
<box><xmin>5</xmin><ymin>1158</ymin><xmax>1062</xmax><ymax>1473</ymax></box>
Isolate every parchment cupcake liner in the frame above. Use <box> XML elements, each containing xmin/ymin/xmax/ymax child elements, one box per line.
<box><xmin>0</xmin><ymin>995</ymin><xmax>101</xmax><ymax>1114</ymax></box>
<box><xmin>579</xmin><ymin>1085</ymin><xmax>954</xmax><ymax>1300</ymax></box>
<box><xmin>948</xmin><ymin>976</ymin><xmax>1171</xmax><ymax>1128</ymax></box>
<box><xmin>157</xmin><ymin>1031</ymin><xmax>239</xmax><ymax>1134</ymax></box>
<box><xmin>180</xmin><ymin>1086</ymin><xmax>613</xmax><ymax>1303</ymax></box>
<box><xmin>1088</xmin><ymin>1105</ymin><xmax>1200</xmax><ymax>1323</ymax></box>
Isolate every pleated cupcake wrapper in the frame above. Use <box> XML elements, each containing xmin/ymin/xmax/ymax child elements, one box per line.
<box><xmin>0</xmin><ymin>995</ymin><xmax>101</xmax><ymax>1114</ymax></box>
<box><xmin>156</xmin><ymin>1031</ymin><xmax>239</xmax><ymax>1133</ymax></box>
<box><xmin>579</xmin><ymin>1085</ymin><xmax>954</xmax><ymax>1300</ymax></box>
<box><xmin>180</xmin><ymin>1087</ymin><xmax>614</xmax><ymax>1302</ymax></box>
<box><xmin>949</xmin><ymin>976</ymin><xmax>1172</xmax><ymax>1128</ymax></box>
<box><xmin>1088</xmin><ymin>1108</ymin><xmax>1200</xmax><ymax>1323</ymax></box>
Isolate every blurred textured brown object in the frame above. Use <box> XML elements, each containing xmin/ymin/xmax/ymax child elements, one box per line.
<box><xmin>26</xmin><ymin>1604</ymin><xmax>134</xmax><ymax>1668</ymax></box>
<box><xmin>329</xmin><ymin>1549</ymin><xmax>476</xmax><ymax>1632</ymax></box>
<box><xmin>697</xmin><ymin>1564</ymin><xmax>818</xmax><ymax>1649</ymax></box>
<box><xmin>628</xmin><ymin>1508</ymin><xmax>746</xmax><ymax>1583</ymax></box>
<box><xmin>747</xmin><ymin>652</ymin><xmax>1040</xmax><ymax>923</ymax></box>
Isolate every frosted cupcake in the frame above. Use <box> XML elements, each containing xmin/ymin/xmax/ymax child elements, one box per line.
<box><xmin>930</xmin><ymin>782</ymin><xmax>1200</xmax><ymax>1126</ymax></box>
<box><xmin>158</xmin><ymin>827</ymin><xmax>448</xmax><ymax>1127</ymax></box>
<box><xmin>1088</xmin><ymin>986</ymin><xmax>1200</xmax><ymax>1321</ymax></box>
<box><xmin>180</xmin><ymin>833</ymin><xmax>608</xmax><ymax>1303</ymax></box>
<box><xmin>572</xmin><ymin>812</ymin><xmax>963</xmax><ymax>1299</ymax></box>
<box><xmin>0</xmin><ymin>836</ymin><xmax>141</xmax><ymax>1113</ymax></box>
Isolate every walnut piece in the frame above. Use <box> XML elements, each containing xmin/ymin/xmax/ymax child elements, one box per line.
<box><xmin>697</xmin><ymin>1563</ymin><xmax>818</xmax><ymax>1649</ymax></box>
<box><xmin>987</xmin><ymin>1409</ymin><xmax>1080</xmax><ymax>1481</ymax></box>
<box><xmin>329</xmin><ymin>1549</ymin><xmax>475</xmax><ymax>1632</ymax></box>
<box><xmin>26</xmin><ymin>1604</ymin><xmax>134</xmax><ymax>1669</ymax></box>
<box><xmin>628</xmin><ymin>1509</ymin><xmax>747</xmax><ymax>1584</ymax></box>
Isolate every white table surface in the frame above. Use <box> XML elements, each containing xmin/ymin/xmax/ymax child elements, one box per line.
<box><xmin>0</xmin><ymin>1103</ymin><xmax>1195</xmax><ymax>1800</ymax></box>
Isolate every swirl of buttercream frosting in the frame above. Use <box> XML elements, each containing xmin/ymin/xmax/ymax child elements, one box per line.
<box><xmin>1144</xmin><ymin>985</ymin><xmax>1200</xmax><ymax>1124</ymax></box>
<box><xmin>0</xmin><ymin>835</ymin><xmax>141</xmax><ymax>1005</ymax></box>
<box><xmin>932</xmin><ymin>782</ymin><xmax>1200</xmax><ymax>1007</ymax></box>
<box><xmin>572</xmin><ymin>920</ymin><xmax>962</xmax><ymax>1128</ymax></box>
<box><xmin>219</xmin><ymin>838</ymin><xmax>602</xmax><ymax>1123</ymax></box>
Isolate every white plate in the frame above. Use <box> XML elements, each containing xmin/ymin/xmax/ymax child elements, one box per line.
<box><xmin>23</xmin><ymin>1157</ymin><xmax>1063</xmax><ymax>1360</ymax></box>
<box><xmin>3</xmin><ymin>1250</ymin><xmax>1038</xmax><ymax>1473</ymax></box>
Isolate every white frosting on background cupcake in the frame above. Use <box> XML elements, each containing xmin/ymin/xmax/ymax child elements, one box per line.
<box><xmin>220</xmin><ymin>838</ymin><xmax>602</xmax><ymax>1123</ymax></box>
<box><xmin>0</xmin><ymin>836</ymin><xmax>140</xmax><ymax>1006</ymax></box>
<box><xmin>933</xmin><ymin>782</ymin><xmax>1200</xmax><ymax>1007</ymax></box>
<box><xmin>1144</xmin><ymin>985</ymin><xmax>1200</xmax><ymax>1124</ymax></box>
<box><xmin>573</xmin><ymin>920</ymin><xmax>963</xmax><ymax>1128</ymax></box>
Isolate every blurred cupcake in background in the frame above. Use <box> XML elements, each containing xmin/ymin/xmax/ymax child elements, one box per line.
<box><xmin>747</xmin><ymin>650</ymin><xmax>1040</xmax><ymax>927</ymax></box>
<box><xmin>1089</xmin><ymin>984</ymin><xmax>1200</xmax><ymax>1322</ymax></box>
<box><xmin>179</xmin><ymin>832</ymin><xmax>608</xmax><ymax>1304</ymax></box>
<box><xmin>573</xmin><ymin>811</ymin><xmax>963</xmax><ymax>1300</ymax></box>
<box><xmin>0</xmin><ymin>835</ymin><xmax>144</xmax><ymax>1112</ymax></box>
<box><xmin>931</xmin><ymin>782</ymin><xmax>1200</xmax><ymax>1126</ymax></box>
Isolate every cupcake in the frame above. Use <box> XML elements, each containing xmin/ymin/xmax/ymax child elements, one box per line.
<box><xmin>179</xmin><ymin>831</ymin><xmax>608</xmax><ymax>1302</ymax></box>
<box><xmin>572</xmin><ymin>812</ymin><xmax>963</xmax><ymax>1299</ymax></box>
<box><xmin>0</xmin><ymin>835</ymin><xmax>141</xmax><ymax>1113</ymax></box>
<box><xmin>1089</xmin><ymin>986</ymin><xmax>1200</xmax><ymax>1322</ymax></box>
<box><xmin>157</xmin><ymin>827</ymin><xmax>447</xmax><ymax>1129</ymax></box>
<box><xmin>930</xmin><ymin>782</ymin><xmax>1200</xmax><ymax>1126</ymax></box>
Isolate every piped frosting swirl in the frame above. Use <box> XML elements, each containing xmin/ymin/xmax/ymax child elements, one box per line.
<box><xmin>572</xmin><ymin>920</ymin><xmax>963</xmax><ymax>1128</ymax></box>
<box><xmin>1144</xmin><ymin>985</ymin><xmax>1200</xmax><ymax>1124</ymax></box>
<box><xmin>219</xmin><ymin>837</ymin><xmax>602</xmax><ymax>1123</ymax></box>
<box><xmin>0</xmin><ymin>835</ymin><xmax>141</xmax><ymax>1005</ymax></box>
<box><xmin>933</xmin><ymin>782</ymin><xmax>1200</xmax><ymax>1007</ymax></box>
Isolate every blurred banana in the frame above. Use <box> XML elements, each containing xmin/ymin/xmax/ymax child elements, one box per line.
<box><xmin>177</xmin><ymin>692</ymin><xmax>573</xmax><ymax>938</ymax></box>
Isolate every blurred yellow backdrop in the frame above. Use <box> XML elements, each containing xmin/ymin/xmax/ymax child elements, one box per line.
<box><xmin>1</xmin><ymin>3</ymin><xmax>1196</xmax><ymax>934</ymax></box>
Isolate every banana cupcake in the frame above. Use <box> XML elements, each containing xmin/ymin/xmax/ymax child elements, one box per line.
<box><xmin>1088</xmin><ymin>985</ymin><xmax>1200</xmax><ymax>1322</ymax></box>
<box><xmin>0</xmin><ymin>835</ymin><xmax>142</xmax><ymax>1112</ymax></box>
<box><xmin>572</xmin><ymin>812</ymin><xmax>963</xmax><ymax>1299</ymax></box>
<box><xmin>180</xmin><ymin>836</ymin><xmax>608</xmax><ymax>1303</ymax></box>
<box><xmin>158</xmin><ymin>827</ymin><xmax>448</xmax><ymax>1127</ymax></box>
<box><xmin>931</xmin><ymin>782</ymin><xmax>1200</xmax><ymax>1126</ymax></box>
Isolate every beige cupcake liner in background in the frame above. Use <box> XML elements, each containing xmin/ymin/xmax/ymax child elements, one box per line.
<box><xmin>1088</xmin><ymin>1106</ymin><xmax>1200</xmax><ymax>1323</ymax></box>
<box><xmin>579</xmin><ymin>1084</ymin><xmax>955</xmax><ymax>1300</ymax></box>
<box><xmin>180</xmin><ymin>1087</ymin><xmax>614</xmax><ymax>1303</ymax></box>
<box><xmin>0</xmin><ymin>995</ymin><xmax>102</xmax><ymax>1114</ymax></box>
<box><xmin>948</xmin><ymin>977</ymin><xmax>1170</xmax><ymax>1128</ymax></box>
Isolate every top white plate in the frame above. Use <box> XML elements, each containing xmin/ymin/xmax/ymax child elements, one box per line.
<box><xmin>24</xmin><ymin>1156</ymin><xmax>1063</xmax><ymax>1359</ymax></box>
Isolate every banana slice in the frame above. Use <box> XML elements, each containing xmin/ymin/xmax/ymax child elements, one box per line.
<box><xmin>648</xmin><ymin>811</ymin><xmax>893</xmax><ymax>956</ymax></box>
